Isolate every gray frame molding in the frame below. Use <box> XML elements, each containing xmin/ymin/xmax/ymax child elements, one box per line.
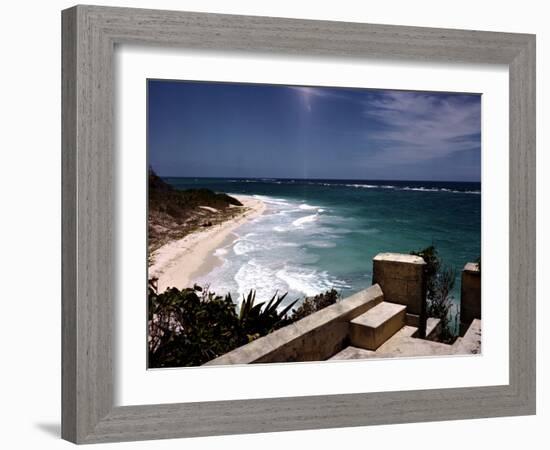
<box><xmin>62</xmin><ymin>5</ymin><xmax>536</xmax><ymax>444</ymax></box>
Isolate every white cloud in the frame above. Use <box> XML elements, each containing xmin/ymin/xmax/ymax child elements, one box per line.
<box><xmin>361</xmin><ymin>91</ymin><xmax>481</xmax><ymax>167</ymax></box>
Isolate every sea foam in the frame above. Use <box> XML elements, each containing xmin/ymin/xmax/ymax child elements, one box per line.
<box><xmin>276</xmin><ymin>266</ymin><xmax>350</xmax><ymax>298</ymax></box>
<box><xmin>292</xmin><ymin>214</ymin><xmax>318</xmax><ymax>227</ymax></box>
<box><xmin>299</xmin><ymin>203</ymin><xmax>319</xmax><ymax>210</ymax></box>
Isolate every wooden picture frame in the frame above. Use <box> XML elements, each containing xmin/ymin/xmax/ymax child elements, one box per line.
<box><xmin>61</xmin><ymin>5</ymin><xmax>536</xmax><ymax>444</ymax></box>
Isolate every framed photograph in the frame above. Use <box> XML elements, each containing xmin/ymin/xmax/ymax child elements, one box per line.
<box><xmin>62</xmin><ymin>5</ymin><xmax>536</xmax><ymax>444</ymax></box>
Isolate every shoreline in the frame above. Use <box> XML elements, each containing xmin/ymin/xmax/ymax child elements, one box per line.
<box><xmin>149</xmin><ymin>194</ymin><xmax>266</xmax><ymax>293</ymax></box>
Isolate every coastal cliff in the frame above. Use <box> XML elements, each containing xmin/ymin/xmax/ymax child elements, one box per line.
<box><xmin>147</xmin><ymin>169</ymin><xmax>266</xmax><ymax>292</ymax></box>
<box><xmin>148</xmin><ymin>168</ymin><xmax>243</xmax><ymax>253</ymax></box>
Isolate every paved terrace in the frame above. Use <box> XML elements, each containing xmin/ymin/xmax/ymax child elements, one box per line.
<box><xmin>205</xmin><ymin>253</ymin><xmax>481</xmax><ymax>365</ymax></box>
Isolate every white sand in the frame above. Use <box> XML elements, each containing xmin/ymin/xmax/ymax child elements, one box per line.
<box><xmin>149</xmin><ymin>195</ymin><xmax>266</xmax><ymax>292</ymax></box>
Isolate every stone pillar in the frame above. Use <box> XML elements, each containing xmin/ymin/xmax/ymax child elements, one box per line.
<box><xmin>372</xmin><ymin>253</ymin><xmax>426</xmax><ymax>315</ymax></box>
<box><xmin>460</xmin><ymin>262</ymin><xmax>481</xmax><ymax>329</ymax></box>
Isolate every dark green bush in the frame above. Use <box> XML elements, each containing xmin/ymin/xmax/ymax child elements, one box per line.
<box><xmin>411</xmin><ymin>246</ymin><xmax>456</xmax><ymax>342</ymax></box>
<box><xmin>148</xmin><ymin>280</ymin><xmax>299</xmax><ymax>368</ymax></box>
<box><xmin>238</xmin><ymin>290</ymin><xmax>298</xmax><ymax>341</ymax></box>
<box><xmin>148</xmin><ymin>168</ymin><xmax>242</xmax><ymax>214</ymax></box>
<box><xmin>410</xmin><ymin>245</ymin><xmax>440</xmax><ymax>302</ymax></box>
<box><xmin>148</xmin><ymin>280</ymin><xmax>242</xmax><ymax>367</ymax></box>
<box><xmin>290</xmin><ymin>289</ymin><xmax>340</xmax><ymax>321</ymax></box>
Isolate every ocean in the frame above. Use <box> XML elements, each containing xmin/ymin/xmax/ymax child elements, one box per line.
<box><xmin>163</xmin><ymin>177</ymin><xmax>481</xmax><ymax>325</ymax></box>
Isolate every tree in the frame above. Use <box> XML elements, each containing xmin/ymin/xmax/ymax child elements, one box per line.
<box><xmin>411</xmin><ymin>246</ymin><xmax>456</xmax><ymax>342</ymax></box>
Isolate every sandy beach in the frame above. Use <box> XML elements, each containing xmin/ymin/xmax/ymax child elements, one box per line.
<box><xmin>149</xmin><ymin>195</ymin><xmax>266</xmax><ymax>292</ymax></box>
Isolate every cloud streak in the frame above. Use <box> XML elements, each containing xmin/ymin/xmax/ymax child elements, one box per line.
<box><xmin>149</xmin><ymin>80</ymin><xmax>481</xmax><ymax>181</ymax></box>
<box><xmin>287</xmin><ymin>87</ymin><xmax>481</xmax><ymax>170</ymax></box>
<box><xmin>359</xmin><ymin>91</ymin><xmax>481</xmax><ymax>168</ymax></box>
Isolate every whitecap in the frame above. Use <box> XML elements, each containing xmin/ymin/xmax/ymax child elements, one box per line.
<box><xmin>402</xmin><ymin>187</ymin><xmax>439</xmax><ymax>192</ymax></box>
<box><xmin>252</xmin><ymin>195</ymin><xmax>290</xmax><ymax>206</ymax></box>
<box><xmin>400</xmin><ymin>186</ymin><xmax>481</xmax><ymax>194</ymax></box>
<box><xmin>233</xmin><ymin>240</ymin><xmax>257</xmax><ymax>255</ymax></box>
<box><xmin>234</xmin><ymin>260</ymin><xmax>284</xmax><ymax>304</ymax></box>
<box><xmin>308</xmin><ymin>240</ymin><xmax>337</xmax><ymax>248</ymax></box>
<box><xmin>275</xmin><ymin>267</ymin><xmax>322</xmax><ymax>297</ymax></box>
<box><xmin>292</xmin><ymin>214</ymin><xmax>318</xmax><ymax>227</ymax></box>
<box><xmin>346</xmin><ymin>184</ymin><xmax>377</xmax><ymax>189</ymax></box>
<box><xmin>275</xmin><ymin>266</ymin><xmax>351</xmax><ymax>297</ymax></box>
<box><xmin>299</xmin><ymin>203</ymin><xmax>319</xmax><ymax>210</ymax></box>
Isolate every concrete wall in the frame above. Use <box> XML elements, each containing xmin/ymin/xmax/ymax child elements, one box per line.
<box><xmin>460</xmin><ymin>262</ymin><xmax>481</xmax><ymax>328</ymax></box>
<box><xmin>372</xmin><ymin>253</ymin><xmax>426</xmax><ymax>316</ymax></box>
<box><xmin>205</xmin><ymin>284</ymin><xmax>384</xmax><ymax>365</ymax></box>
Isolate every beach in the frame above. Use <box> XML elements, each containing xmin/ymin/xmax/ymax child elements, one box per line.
<box><xmin>145</xmin><ymin>82</ymin><xmax>483</xmax><ymax>368</ymax></box>
<box><xmin>149</xmin><ymin>195</ymin><xmax>266</xmax><ymax>292</ymax></box>
<box><xmin>159</xmin><ymin>178</ymin><xmax>481</xmax><ymax>309</ymax></box>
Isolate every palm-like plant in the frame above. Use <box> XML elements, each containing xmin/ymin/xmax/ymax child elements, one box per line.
<box><xmin>238</xmin><ymin>290</ymin><xmax>263</xmax><ymax>322</ymax></box>
<box><xmin>148</xmin><ymin>282</ymin><xmax>332</xmax><ymax>368</ymax></box>
<box><xmin>236</xmin><ymin>290</ymin><xmax>298</xmax><ymax>340</ymax></box>
<box><xmin>264</xmin><ymin>291</ymin><xmax>297</xmax><ymax>320</ymax></box>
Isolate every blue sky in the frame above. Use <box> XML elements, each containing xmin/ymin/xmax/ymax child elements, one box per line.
<box><xmin>148</xmin><ymin>80</ymin><xmax>481</xmax><ymax>182</ymax></box>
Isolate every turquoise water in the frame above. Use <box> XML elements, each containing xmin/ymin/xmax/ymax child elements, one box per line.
<box><xmin>164</xmin><ymin>177</ymin><xmax>481</xmax><ymax>319</ymax></box>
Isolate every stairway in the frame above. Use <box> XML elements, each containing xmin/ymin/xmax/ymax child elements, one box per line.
<box><xmin>329</xmin><ymin>302</ymin><xmax>450</xmax><ymax>361</ymax></box>
<box><xmin>349</xmin><ymin>301</ymin><xmax>406</xmax><ymax>350</ymax></box>
<box><xmin>328</xmin><ymin>297</ymin><xmax>480</xmax><ymax>362</ymax></box>
<box><xmin>453</xmin><ymin>319</ymin><xmax>481</xmax><ymax>354</ymax></box>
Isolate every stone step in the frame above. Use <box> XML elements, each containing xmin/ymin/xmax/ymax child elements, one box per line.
<box><xmin>373</xmin><ymin>335</ymin><xmax>453</xmax><ymax>358</ymax></box>
<box><xmin>403</xmin><ymin>316</ymin><xmax>441</xmax><ymax>339</ymax></box>
<box><xmin>328</xmin><ymin>346</ymin><xmax>375</xmax><ymax>360</ymax></box>
<box><xmin>453</xmin><ymin>319</ymin><xmax>482</xmax><ymax>354</ymax></box>
<box><xmin>400</xmin><ymin>319</ymin><xmax>440</xmax><ymax>339</ymax></box>
<box><xmin>349</xmin><ymin>301</ymin><xmax>406</xmax><ymax>350</ymax></box>
<box><xmin>393</xmin><ymin>325</ymin><xmax>419</xmax><ymax>338</ymax></box>
<box><xmin>425</xmin><ymin>318</ymin><xmax>442</xmax><ymax>340</ymax></box>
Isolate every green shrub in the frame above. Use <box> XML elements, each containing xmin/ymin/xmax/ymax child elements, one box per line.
<box><xmin>148</xmin><ymin>168</ymin><xmax>243</xmax><ymax>214</ymax></box>
<box><xmin>238</xmin><ymin>290</ymin><xmax>298</xmax><ymax>341</ymax></box>
<box><xmin>290</xmin><ymin>289</ymin><xmax>340</xmax><ymax>321</ymax></box>
<box><xmin>148</xmin><ymin>280</ymin><xmax>299</xmax><ymax>368</ymax></box>
<box><xmin>410</xmin><ymin>245</ymin><xmax>440</xmax><ymax>302</ymax></box>
<box><xmin>411</xmin><ymin>246</ymin><xmax>456</xmax><ymax>342</ymax></box>
<box><xmin>148</xmin><ymin>280</ymin><xmax>243</xmax><ymax>367</ymax></box>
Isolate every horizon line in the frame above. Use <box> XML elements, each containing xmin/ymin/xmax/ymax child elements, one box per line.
<box><xmin>155</xmin><ymin>175</ymin><xmax>481</xmax><ymax>184</ymax></box>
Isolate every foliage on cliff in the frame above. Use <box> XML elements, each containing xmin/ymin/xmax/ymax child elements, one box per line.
<box><xmin>148</xmin><ymin>168</ymin><xmax>243</xmax><ymax>252</ymax></box>
<box><xmin>148</xmin><ymin>280</ymin><xmax>340</xmax><ymax>368</ymax></box>
<box><xmin>148</xmin><ymin>168</ymin><xmax>242</xmax><ymax>216</ymax></box>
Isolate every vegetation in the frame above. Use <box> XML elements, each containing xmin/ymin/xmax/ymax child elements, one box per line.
<box><xmin>149</xmin><ymin>168</ymin><xmax>242</xmax><ymax>211</ymax></box>
<box><xmin>237</xmin><ymin>290</ymin><xmax>298</xmax><ymax>342</ymax></box>
<box><xmin>148</xmin><ymin>168</ymin><xmax>343</xmax><ymax>367</ymax></box>
<box><xmin>148</xmin><ymin>280</ymin><xmax>241</xmax><ymax>367</ymax></box>
<box><xmin>410</xmin><ymin>245</ymin><xmax>456</xmax><ymax>342</ymax></box>
<box><xmin>289</xmin><ymin>289</ymin><xmax>340</xmax><ymax>321</ymax></box>
<box><xmin>148</xmin><ymin>168</ymin><xmax>244</xmax><ymax>252</ymax></box>
<box><xmin>148</xmin><ymin>280</ymin><xmax>340</xmax><ymax>368</ymax></box>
